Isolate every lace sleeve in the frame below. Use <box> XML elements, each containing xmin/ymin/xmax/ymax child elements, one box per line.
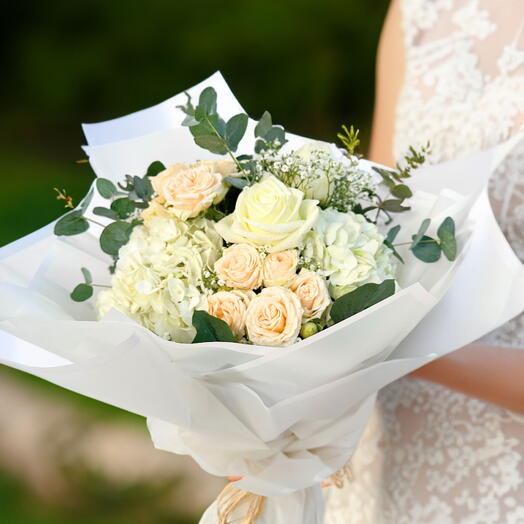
<box><xmin>394</xmin><ymin>0</ymin><xmax>524</xmax><ymax>349</ymax></box>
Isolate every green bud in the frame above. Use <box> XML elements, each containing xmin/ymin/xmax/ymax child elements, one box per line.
<box><xmin>300</xmin><ymin>321</ymin><xmax>319</xmax><ymax>339</ymax></box>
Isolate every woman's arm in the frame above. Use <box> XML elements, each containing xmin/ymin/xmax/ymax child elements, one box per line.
<box><xmin>369</xmin><ymin>0</ymin><xmax>524</xmax><ymax>414</ymax></box>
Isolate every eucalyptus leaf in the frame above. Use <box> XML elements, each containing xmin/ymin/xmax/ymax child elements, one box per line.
<box><xmin>146</xmin><ymin>161</ymin><xmax>166</xmax><ymax>177</ymax></box>
<box><xmin>81</xmin><ymin>267</ymin><xmax>93</xmax><ymax>284</ymax></box>
<box><xmin>54</xmin><ymin>211</ymin><xmax>89</xmax><ymax>236</ymax></box>
<box><xmin>438</xmin><ymin>217</ymin><xmax>457</xmax><ymax>261</ymax></box>
<box><xmin>198</xmin><ymin>87</ymin><xmax>217</xmax><ymax>115</ymax></box>
<box><xmin>133</xmin><ymin>176</ymin><xmax>154</xmax><ymax>201</ymax></box>
<box><xmin>93</xmin><ymin>207</ymin><xmax>118</xmax><ymax>220</ymax></box>
<box><xmin>330</xmin><ymin>280</ymin><xmax>396</xmax><ymax>324</ymax></box>
<box><xmin>224</xmin><ymin>176</ymin><xmax>249</xmax><ymax>190</ymax></box>
<box><xmin>386</xmin><ymin>225</ymin><xmax>401</xmax><ymax>243</ymax></box>
<box><xmin>381</xmin><ymin>199</ymin><xmax>411</xmax><ymax>213</ymax></box>
<box><xmin>384</xmin><ymin>239</ymin><xmax>404</xmax><ymax>263</ymax></box>
<box><xmin>226</xmin><ymin>113</ymin><xmax>248</xmax><ymax>151</ymax></box>
<box><xmin>111</xmin><ymin>198</ymin><xmax>135</xmax><ymax>219</ymax></box>
<box><xmin>99</xmin><ymin>221</ymin><xmax>133</xmax><ymax>257</ymax></box>
<box><xmin>194</xmin><ymin>135</ymin><xmax>229</xmax><ymax>155</ymax></box>
<box><xmin>70</xmin><ymin>283</ymin><xmax>93</xmax><ymax>302</ymax></box>
<box><xmin>192</xmin><ymin>310</ymin><xmax>236</xmax><ymax>343</ymax></box>
<box><xmin>265</xmin><ymin>126</ymin><xmax>286</xmax><ymax>145</ymax></box>
<box><xmin>411</xmin><ymin>235</ymin><xmax>442</xmax><ymax>263</ymax></box>
<box><xmin>391</xmin><ymin>184</ymin><xmax>413</xmax><ymax>199</ymax></box>
<box><xmin>96</xmin><ymin>178</ymin><xmax>118</xmax><ymax>199</ymax></box>
<box><xmin>411</xmin><ymin>218</ymin><xmax>431</xmax><ymax>247</ymax></box>
<box><xmin>255</xmin><ymin>111</ymin><xmax>272</xmax><ymax>138</ymax></box>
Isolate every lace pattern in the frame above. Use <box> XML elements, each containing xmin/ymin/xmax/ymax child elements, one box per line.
<box><xmin>325</xmin><ymin>2</ymin><xmax>524</xmax><ymax>522</ymax></box>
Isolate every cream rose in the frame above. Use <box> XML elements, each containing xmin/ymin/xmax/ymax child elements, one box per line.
<box><xmin>215</xmin><ymin>175</ymin><xmax>319</xmax><ymax>252</ymax></box>
<box><xmin>152</xmin><ymin>162</ymin><xmax>224</xmax><ymax>219</ymax></box>
<box><xmin>202</xmin><ymin>290</ymin><xmax>253</xmax><ymax>339</ymax></box>
<box><xmin>214</xmin><ymin>243</ymin><xmax>263</xmax><ymax>290</ymax></box>
<box><xmin>289</xmin><ymin>269</ymin><xmax>331</xmax><ymax>322</ymax></box>
<box><xmin>245</xmin><ymin>287</ymin><xmax>303</xmax><ymax>347</ymax></box>
<box><xmin>262</xmin><ymin>250</ymin><xmax>298</xmax><ymax>287</ymax></box>
<box><xmin>197</xmin><ymin>159</ymin><xmax>238</xmax><ymax>177</ymax></box>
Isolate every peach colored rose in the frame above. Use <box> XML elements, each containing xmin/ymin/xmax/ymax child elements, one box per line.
<box><xmin>214</xmin><ymin>243</ymin><xmax>263</xmax><ymax>290</ymax></box>
<box><xmin>245</xmin><ymin>287</ymin><xmax>303</xmax><ymax>347</ymax></box>
<box><xmin>262</xmin><ymin>250</ymin><xmax>298</xmax><ymax>287</ymax></box>
<box><xmin>202</xmin><ymin>290</ymin><xmax>253</xmax><ymax>339</ymax></box>
<box><xmin>289</xmin><ymin>269</ymin><xmax>331</xmax><ymax>322</ymax></box>
<box><xmin>197</xmin><ymin>159</ymin><xmax>238</xmax><ymax>177</ymax></box>
<box><xmin>152</xmin><ymin>163</ymin><xmax>224</xmax><ymax>219</ymax></box>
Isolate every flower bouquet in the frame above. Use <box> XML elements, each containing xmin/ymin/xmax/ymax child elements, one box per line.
<box><xmin>1</xmin><ymin>73</ymin><xmax>523</xmax><ymax>524</ymax></box>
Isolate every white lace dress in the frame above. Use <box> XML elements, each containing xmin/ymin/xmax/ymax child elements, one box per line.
<box><xmin>324</xmin><ymin>1</ymin><xmax>524</xmax><ymax>523</ymax></box>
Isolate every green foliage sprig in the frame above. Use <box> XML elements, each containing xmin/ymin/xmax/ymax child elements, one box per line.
<box><xmin>54</xmin><ymin>161</ymin><xmax>165</xmax><ymax>301</ymax></box>
<box><xmin>385</xmin><ymin>216</ymin><xmax>458</xmax><ymax>264</ymax></box>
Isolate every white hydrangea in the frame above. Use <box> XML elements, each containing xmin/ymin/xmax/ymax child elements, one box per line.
<box><xmin>302</xmin><ymin>208</ymin><xmax>396</xmax><ymax>299</ymax></box>
<box><xmin>97</xmin><ymin>215</ymin><xmax>223</xmax><ymax>342</ymax></box>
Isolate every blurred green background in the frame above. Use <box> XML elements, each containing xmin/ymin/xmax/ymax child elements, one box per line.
<box><xmin>0</xmin><ymin>1</ymin><xmax>389</xmax><ymax>522</ymax></box>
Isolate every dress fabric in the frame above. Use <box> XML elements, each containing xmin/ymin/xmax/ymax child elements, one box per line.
<box><xmin>324</xmin><ymin>1</ymin><xmax>524</xmax><ymax>523</ymax></box>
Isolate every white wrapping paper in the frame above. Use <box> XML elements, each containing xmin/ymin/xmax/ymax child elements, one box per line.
<box><xmin>0</xmin><ymin>73</ymin><xmax>523</xmax><ymax>523</ymax></box>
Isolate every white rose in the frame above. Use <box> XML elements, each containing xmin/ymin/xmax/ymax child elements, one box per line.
<box><xmin>289</xmin><ymin>269</ymin><xmax>331</xmax><ymax>322</ymax></box>
<box><xmin>215</xmin><ymin>175</ymin><xmax>319</xmax><ymax>252</ymax></box>
<box><xmin>245</xmin><ymin>287</ymin><xmax>303</xmax><ymax>347</ymax></box>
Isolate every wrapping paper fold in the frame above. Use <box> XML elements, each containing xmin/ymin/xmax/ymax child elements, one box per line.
<box><xmin>1</xmin><ymin>72</ymin><xmax>523</xmax><ymax>524</ymax></box>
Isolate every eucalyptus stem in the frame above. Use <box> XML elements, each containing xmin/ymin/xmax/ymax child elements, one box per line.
<box><xmin>85</xmin><ymin>217</ymin><xmax>106</xmax><ymax>228</ymax></box>
<box><xmin>393</xmin><ymin>239</ymin><xmax>435</xmax><ymax>247</ymax></box>
<box><xmin>92</xmin><ymin>283</ymin><xmax>111</xmax><ymax>289</ymax></box>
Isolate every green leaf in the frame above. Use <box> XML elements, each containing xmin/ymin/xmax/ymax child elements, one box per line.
<box><xmin>198</xmin><ymin>87</ymin><xmax>217</xmax><ymax>115</ymax></box>
<box><xmin>384</xmin><ymin>239</ymin><xmax>404</xmax><ymax>263</ymax></box>
<box><xmin>99</xmin><ymin>221</ymin><xmax>133</xmax><ymax>257</ymax></box>
<box><xmin>96</xmin><ymin>178</ymin><xmax>118</xmax><ymax>199</ymax></box>
<box><xmin>391</xmin><ymin>184</ymin><xmax>413</xmax><ymax>199</ymax></box>
<box><xmin>226</xmin><ymin>113</ymin><xmax>248</xmax><ymax>151</ymax></box>
<box><xmin>181</xmin><ymin>114</ymin><xmax>199</xmax><ymax>126</ymax></box>
<box><xmin>192</xmin><ymin>310</ymin><xmax>236</xmax><ymax>343</ymax></box>
<box><xmin>386</xmin><ymin>225</ymin><xmax>401</xmax><ymax>243</ymax></box>
<box><xmin>381</xmin><ymin>199</ymin><xmax>411</xmax><ymax>213</ymax></box>
<box><xmin>437</xmin><ymin>217</ymin><xmax>457</xmax><ymax>261</ymax></box>
<box><xmin>330</xmin><ymin>280</ymin><xmax>396</xmax><ymax>324</ymax></box>
<box><xmin>372</xmin><ymin>167</ymin><xmax>396</xmax><ymax>189</ymax></box>
<box><xmin>190</xmin><ymin>114</ymin><xmax>226</xmax><ymax>138</ymax></box>
<box><xmin>411</xmin><ymin>218</ymin><xmax>431</xmax><ymax>247</ymax></box>
<box><xmin>194</xmin><ymin>135</ymin><xmax>229</xmax><ymax>155</ymax></box>
<box><xmin>411</xmin><ymin>235</ymin><xmax>442</xmax><ymax>263</ymax></box>
<box><xmin>224</xmin><ymin>176</ymin><xmax>249</xmax><ymax>190</ymax></box>
<box><xmin>265</xmin><ymin>126</ymin><xmax>286</xmax><ymax>145</ymax></box>
<box><xmin>111</xmin><ymin>198</ymin><xmax>136</xmax><ymax>219</ymax></box>
<box><xmin>255</xmin><ymin>111</ymin><xmax>272</xmax><ymax>138</ymax></box>
<box><xmin>93</xmin><ymin>206</ymin><xmax>118</xmax><ymax>220</ymax></box>
<box><xmin>133</xmin><ymin>176</ymin><xmax>154</xmax><ymax>201</ymax></box>
<box><xmin>54</xmin><ymin>211</ymin><xmax>89</xmax><ymax>236</ymax></box>
<box><xmin>70</xmin><ymin>283</ymin><xmax>93</xmax><ymax>302</ymax></box>
<box><xmin>146</xmin><ymin>161</ymin><xmax>166</xmax><ymax>177</ymax></box>
<box><xmin>81</xmin><ymin>267</ymin><xmax>92</xmax><ymax>284</ymax></box>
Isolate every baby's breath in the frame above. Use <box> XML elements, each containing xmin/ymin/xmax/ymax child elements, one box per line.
<box><xmin>256</xmin><ymin>148</ymin><xmax>376</xmax><ymax>213</ymax></box>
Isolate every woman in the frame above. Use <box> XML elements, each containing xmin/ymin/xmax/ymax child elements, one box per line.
<box><xmin>324</xmin><ymin>1</ymin><xmax>524</xmax><ymax>522</ymax></box>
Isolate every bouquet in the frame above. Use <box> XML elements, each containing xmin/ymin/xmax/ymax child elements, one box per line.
<box><xmin>1</xmin><ymin>73</ymin><xmax>523</xmax><ymax>523</ymax></box>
